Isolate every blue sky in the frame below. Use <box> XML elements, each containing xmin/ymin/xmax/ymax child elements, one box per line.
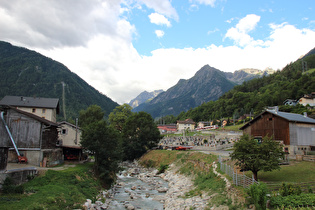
<box><xmin>0</xmin><ymin>0</ymin><xmax>315</xmax><ymax>104</ymax></box>
<box><xmin>129</xmin><ymin>0</ymin><xmax>314</xmax><ymax>55</ymax></box>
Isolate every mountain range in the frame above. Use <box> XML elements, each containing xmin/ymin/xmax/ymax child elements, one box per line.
<box><xmin>131</xmin><ymin>65</ymin><xmax>275</xmax><ymax>118</ymax></box>
<box><xmin>129</xmin><ymin>90</ymin><xmax>163</xmax><ymax>108</ymax></box>
<box><xmin>133</xmin><ymin>65</ymin><xmax>236</xmax><ymax>118</ymax></box>
<box><xmin>0</xmin><ymin>41</ymin><xmax>118</xmax><ymax>121</ymax></box>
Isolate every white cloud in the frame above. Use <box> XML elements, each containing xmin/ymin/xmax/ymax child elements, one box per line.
<box><xmin>207</xmin><ymin>28</ymin><xmax>219</xmax><ymax>34</ymax></box>
<box><xmin>225</xmin><ymin>17</ymin><xmax>234</xmax><ymax>24</ymax></box>
<box><xmin>190</xmin><ymin>0</ymin><xmax>216</xmax><ymax>7</ymax></box>
<box><xmin>149</xmin><ymin>13</ymin><xmax>171</xmax><ymax>27</ymax></box>
<box><xmin>225</xmin><ymin>14</ymin><xmax>261</xmax><ymax>47</ymax></box>
<box><xmin>138</xmin><ymin>0</ymin><xmax>179</xmax><ymax>21</ymax></box>
<box><xmin>155</xmin><ymin>30</ymin><xmax>165</xmax><ymax>38</ymax></box>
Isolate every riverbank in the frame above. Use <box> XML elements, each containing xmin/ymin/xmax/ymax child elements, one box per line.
<box><xmin>86</xmin><ymin>150</ymin><xmax>245</xmax><ymax>209</ymax></box>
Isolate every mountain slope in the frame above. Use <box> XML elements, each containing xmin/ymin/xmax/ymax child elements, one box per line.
<box><xmin>180</xmin><ymin>50</ymin><xmax>315</xmax><ymax>122</ymax></box>
<box><xmin>129</xmin><ymin>89</ymin><xmax>163</xmax><ymax>108</ymax></box>
<box><xmin>133</xmin><ymin>65</ymin><xmax>236</xmax><ymax>118</ymax></box>
<box><xmin>0</xmin><ymin>41</ymin><xmax>118</xmax><ymax>120</ymax></box>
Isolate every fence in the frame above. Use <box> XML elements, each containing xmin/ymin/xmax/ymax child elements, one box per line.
<box><xmin>218</xmin><ymin>156</ymin><xmax>258</xmax><ymax>188</ymax></box>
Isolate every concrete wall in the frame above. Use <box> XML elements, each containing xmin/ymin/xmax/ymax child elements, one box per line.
<box><xmin>0</xmin><ymin>167</ymin><xmax>37</xmax><ymax>189</ymax></box>
<box><xmin>58</xmin><ymin>123</ymin><xmax>81</xmax><ymax>147</ymax></box>
<box><xmin>17</xmin><ymin>107</ymin><xmax>57</xmax><ymax>122</ymax></box>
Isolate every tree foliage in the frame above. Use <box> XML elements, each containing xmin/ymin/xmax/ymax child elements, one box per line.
<box><xmin>79</xmin><ymin>105</ymin><xmax>122</xmax><ymax>186</ymax></box>
<box><xmin>79</xmin><ymin>105</ymin><xmax>104</xmax><ymax>127</ymax></box>
<box><xmin>230</xmin><ymin>135</ymin><xmax>285</xmax><ymax>181</ymax></box>
<box><xmin>108</xmin><ymin>104</ymin><xmax>133</xmax><ymax>132</ymax></box>
<box><xmin>122</xmin><ymin>112</ymin><xmax>161</xmax><ymax>160</ymax></box>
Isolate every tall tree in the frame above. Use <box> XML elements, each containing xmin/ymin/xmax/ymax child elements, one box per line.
<box><xmin>230</xmin><ymin>135</ymin><xmax>285</xmax><ymax>181</ymax></box>
<box><xmin>79</xmin><ymin>105</ymin><xmax>122</xmax><ymax>186</ymax></box>
<box><xmin>108</xmin><ymin>104</ymin><xmax>133</xmax><ymax>132</ymax></box>
<box><xmin>122</xmin><ymin>112</ymin><xmax>161</xmax><ymax>160</ymax></box>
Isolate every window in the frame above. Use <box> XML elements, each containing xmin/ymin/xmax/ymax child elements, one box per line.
<box><xmin>62</xmin><ymin>129</ymin><xmax>67</xmax><ymax>135</ymax></box>
<box><xmin>32</xmin><ymin>108</ymin><xmax>36</xmax><ymax>113</ymax></box>
<box><xmin>42</xmin><ymin>109</ymin><xmax>46</xmax><ymax>113</ymax></box>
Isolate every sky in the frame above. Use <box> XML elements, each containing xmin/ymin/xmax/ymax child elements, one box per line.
<box><xmin>1</xmin><ymin>0</ymin><xmax>315</xmax><ymax>104</ymax></box>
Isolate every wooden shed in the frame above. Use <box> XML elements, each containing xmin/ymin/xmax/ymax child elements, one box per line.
<box><xmin>0</xmin><ymin>106</ymin><xmax>63</xmax><ymax>167</ymax></box>
<box><xmin>240</xmin><ymin>108</ymin><xmax>315</xmax><ymax>156</ymax></box>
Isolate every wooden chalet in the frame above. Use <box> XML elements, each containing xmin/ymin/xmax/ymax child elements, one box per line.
<box><xmin>240</xmin><ymin>107</ymin><xmax>315</xmax><ymax>157</ymax></box>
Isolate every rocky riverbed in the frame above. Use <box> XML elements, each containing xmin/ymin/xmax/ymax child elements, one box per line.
<box><xmin>83</xmin><ymin>161</ymin><xmax>231</xmax><ymax>210</ymax></box>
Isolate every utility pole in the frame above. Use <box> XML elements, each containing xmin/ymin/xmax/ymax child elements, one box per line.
<box><xmin>75</xmin><ymin>118</ymin><xmax>78</xmax><ymax>145</ymax></box>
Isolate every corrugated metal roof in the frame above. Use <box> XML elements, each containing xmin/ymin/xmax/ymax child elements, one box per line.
<box><xmin>0</xmin><ymin>96</ymin><xmax>59</xmax><ymax>109</ymax></box>
<box><xmin>267</xmin><ymin>110</ymin><xmax>315</xmax><ymax>123</ymax></box>
<box><xmin>240</xmin><ymin>109</ymin><xmax>315</xmax><ymax>130</ymax></box>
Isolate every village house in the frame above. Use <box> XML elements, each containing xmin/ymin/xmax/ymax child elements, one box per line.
<box><xmin>197</xmin><ymin>121</ymin><xmax>211</xmax><ymax>128</ymax></box>
<box><xmin>58</xmin><ymin>121</ymin><xmax>83</xmax><ymax>160</ymax></box>
<box><xmin>0</xmin><ymin>106</ymin><xmax>63</xmax><ymax>167</ymax></box>
<box><xmin>157</xmin><ymin>124</ymin><xmax>177</xmax><ymax>134</ymax></box>
<box><xmin>240</xmin><ymin>107</ymin><xmax>315</xmax><ymax>159</ymax></box>
<box><xmin>283</xmin><ymin>99</ymin><xmax>298</xmax><ymax>106</ymax></box>
<box><xmin>177</xmin><ymin>119</ymin><xmax>195</xmax><ymax>131</ymax></box>
<box><xmin>298</xmin><ymin>92</ymin><xmax>315</xmax><ymax>107</ymax></box>
<box><xmin>0</xmin><ymin>96</ymin><xmax>60</xmax><ymax>122</ymax></box>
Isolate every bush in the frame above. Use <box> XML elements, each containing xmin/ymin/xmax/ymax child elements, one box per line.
<box><xmin>157</xmin><ymin>164</ymin><xmax>168</xmax><ymax>174</ymax></box>
<box><xmin>269</xmin><ymin>193</ymin><xmax>315</xmax><ymax>208</ymax></box>
<box><xmin>246</xmin><ymin>183</ymin><xmax>268</xmax><ymax>210</ymax></box>
<box><xmin>279</xmin><ymin>183</ymin><xmax>302</xmax><ymax>196</ymax></box>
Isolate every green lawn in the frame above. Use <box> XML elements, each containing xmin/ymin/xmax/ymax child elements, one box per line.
<box><xmin>0</xmin><ymin>163</ymin><xmax>101</xmax><ymax>210</ymax></box>
<box><xmin>256</xmin><ymin>161</ymin><xmax>315</xmax><ymax>183</ymax></box>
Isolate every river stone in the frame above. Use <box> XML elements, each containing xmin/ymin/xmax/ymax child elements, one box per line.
<box><xmin>157</xmin><ymin>187</ymin><xmax>168</xmax><ymax>193</ymax></box>
<box><xmin>125</xmin><ymin>203</ymin><xmax>135</xmax><ymax>210</ymax></box>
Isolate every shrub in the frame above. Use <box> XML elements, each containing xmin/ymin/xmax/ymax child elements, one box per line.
<box><xmin>279</xmin><ymin>183</ymin><xmax>302</xmax><ymax>196</ymax></box>
<box><xmin>246</xmin><ymin>183</ymin><xmax>268</xmax><ymax>210</ymax></box>
<box><xmin>157</xmin><ymin>164</ymin><xmax>168</xmax><ymax>174</ymax></box>
<box><xmin>269</xmin><ymin>193</ymin><xmax>315</xmax><ymax>208</ymax></box>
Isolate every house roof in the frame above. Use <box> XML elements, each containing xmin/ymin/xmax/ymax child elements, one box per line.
<box><xmin>177</xmin><ymin>119</ymin><xmax>195</xmax><ymax>124</ymax></box>
<box><xmin>240</xmin><ymin>109</ymin><xmax>315</xmax><ymax>130</ymax></box>
<box><xmin>1</xmin><ymin>105</ymin><xmax>59</xmax><ymax>127</ymax></box>
<box><xmin>58</xmin><ymin>121</ymin><xmax>81</xmax><ymax>130</ymax></box>
<box><xmin>0</xmin><ymin>96</ymin><xmax>60</xmax><ymax>113</ymax></box>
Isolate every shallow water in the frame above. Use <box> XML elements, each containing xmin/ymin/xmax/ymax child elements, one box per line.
<box><xmin>107</xmin><ymin>173</ymin><xmax>168</xmax><ymax>210</ymax></box>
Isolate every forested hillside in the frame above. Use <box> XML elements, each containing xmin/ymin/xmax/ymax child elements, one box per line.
<box><xmin>177</xmin><ymin>51</ymin><xmax>315</xmax><ymax>122</ymax></box>
<box><xmin>0</xmin><ymin>41</ymin><xmax>118</xmax><ymax>121</ymax></box>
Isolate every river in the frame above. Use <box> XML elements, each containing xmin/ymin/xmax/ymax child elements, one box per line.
<box><xmin>107</xmin><ymin>162</ymin><xmax>169</xmax><ymax>210</ymax></box>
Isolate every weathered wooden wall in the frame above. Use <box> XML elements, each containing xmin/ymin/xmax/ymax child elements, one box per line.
<box><xmin>245</xmin><ymin>112</ymin><xmax>290</xmax><ymax>145</ymax></box>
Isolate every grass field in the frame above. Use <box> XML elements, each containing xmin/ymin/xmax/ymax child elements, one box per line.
<box><xmin>244</xmin><ymin>161</ymin><xmax>315</xmax><ymax>183</ymax></box>
<box><xmin>0</xmin><ymin>163</ymin><xmax>101</xmax><ymax>210</ymax></box>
